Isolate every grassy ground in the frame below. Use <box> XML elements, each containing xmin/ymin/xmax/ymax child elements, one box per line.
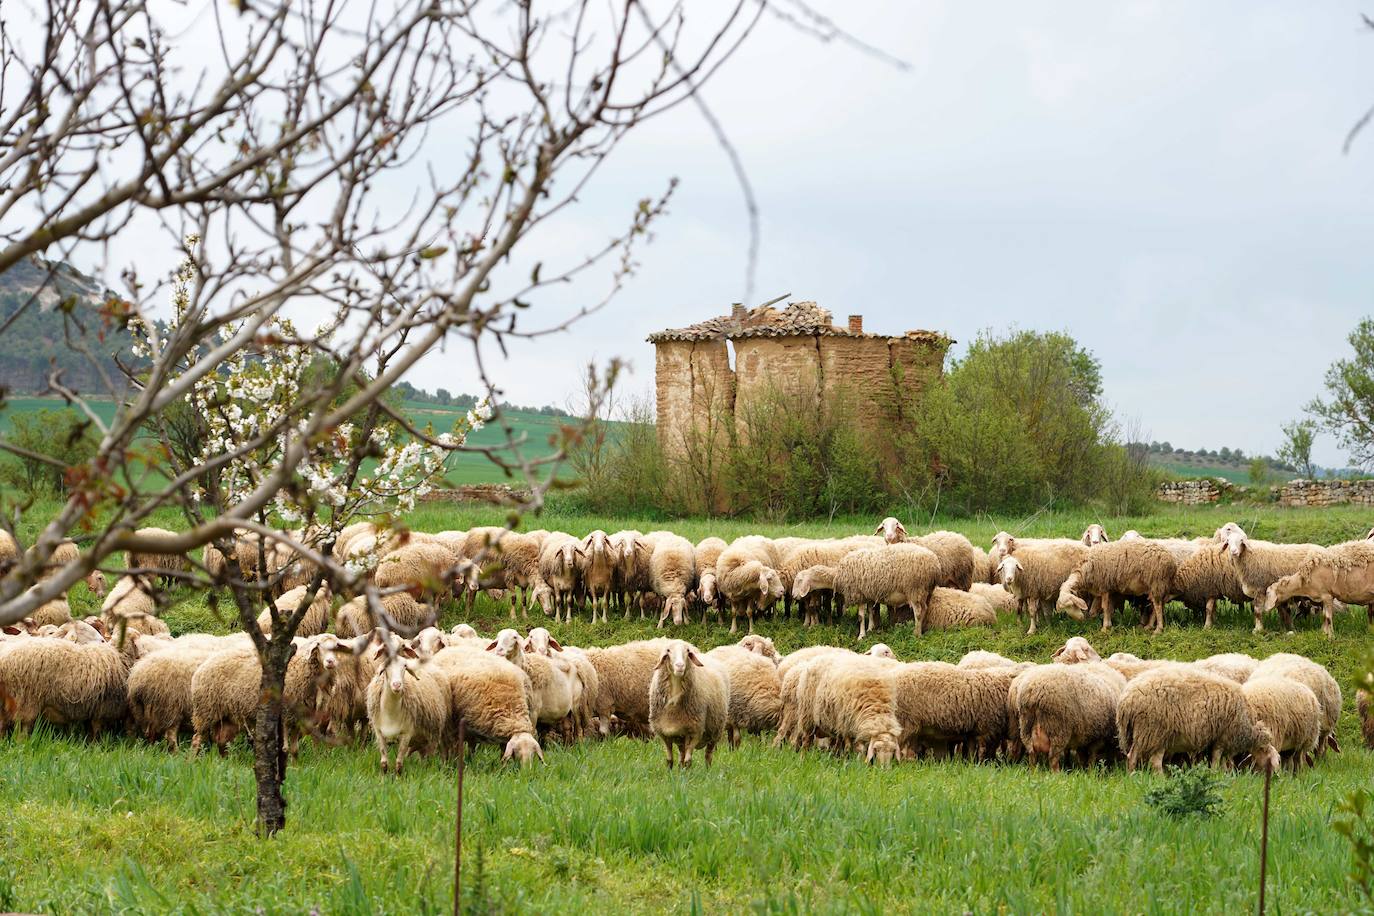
<box><xmin>3</xmin><ymin>502</ymin><xmax>1374</xmax><ymax>912</ymax></box>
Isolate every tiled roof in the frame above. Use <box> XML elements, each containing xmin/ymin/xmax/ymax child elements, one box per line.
<box><xmin>646</xmin><ymin>300</ymin><xmax>952</xmax><ymax>345</ymax></box>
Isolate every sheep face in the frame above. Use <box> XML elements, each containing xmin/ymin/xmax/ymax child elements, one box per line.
<box><xmin>413</xmin><ymin>628</ymin><xmax>448</xmax><ymax>659</ymax></box>
<box><xmin>1051</xmin><ymin>636</ymin><xmax>1100</xmax><ymax>664</ymax></box>
<box><xmin>995</xmin><ymin>555</ymin><xmax>1021</xmax><ymax>592</ymax></box>
<box><xmin>865</xmin><ymin>734</ymin><xmax>899</xmax><ymax>766</ymax></box>
<box><xmin>1056</xmin><ymin>570</ymin><xmax>1089</xmax><ymax>618</ymax></box>
<box><xmin>866</xmin><ymin>643</ymin><xmax>895</xmax><ymax>660</ymax></box>
<box><xmin>581</xmin><ymin>530</ymin><xmax>611</xmax><ymax>559</ymax></box>
<box><xmin>1265</xmin><ymin>573</ymin><xmax>1308</xmax><ymax>612</ymax></box>
<box><xmin>485</xmin><ymin>628</ymin><xmax>524</xmax><ymax>664</ymax></box>
<box><xmin>502</xmin><ymin>733</ymin><xmax>544</xmax><ymax>766</ymax></box>
<box><xmin>1247</xmin><ymin>723</ymin><xmax>1281</xmax><ymax>773</ymax></box>
<box><xmin>663</xmin><ymin>595</ymin><xmax>689</xmax><ymax>626</ymax></box>
<box><xmin>1081</xmin><ymin>524</ymin><xmax>1108</xmax><ymax>547</ymax></box>
<box><xmin>531</xmin><ymin>584</ymin><xmax>554</xmax><ymax>616</ymax></box>
<box><xmin>1120</xmin><ymin>530</ymin><xmax>1143</xmax><ymax>541</ymax></box>
<box><xmin>657</xmin><ymin>639</ymin><xmax>703</xmax><ymax>678</ymax></box>
<box><xmin>86</xmin><ymin>569</ymin><xmax>108</xmax><ymax>596</ymax></box>
<box><xmin>524</xmin><ymin>627</ymin><xmax>562</xmax><ymax>656</ymax></box>
<box><xmin>763</xmin><ymin>569</ymin><xmax>785</xmax><ymax>604</ymax></box>
<box><xmin>698</xmin><ymin>572</ymin><xmax>718</xmax><ymax>604</ymax></box>
<box><xmin>874</xmin><ymin>517</ymin><xmax>908</xmax><ymax>544</ymax></box>
<box><xmin>62</xmin><ymin>619</ymin><xmax>105</xmax><ymax>644</ymax></box>
<box><xmin>377</xmin><ymin>644</ymin><xmax>420</xmax><ymax>694</ymax></box>
<box><xmin>991</xmin><ymin>531</ymin><xmax>1015</xmax><ymax>556</ymax></box>
<box><xmin>738</xmin><ymin>634</ymin><xmax>780</xmax><ymax>662</ymax></box>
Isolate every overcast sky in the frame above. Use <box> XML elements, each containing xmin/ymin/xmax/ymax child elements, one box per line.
<box><xmin>394</xmin><ymin>0</ymin><xmax>1374</xmax><ymax>466</ymax></box>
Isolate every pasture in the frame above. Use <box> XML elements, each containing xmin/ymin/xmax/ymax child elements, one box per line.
<box><xmin>2</xmin><ymin>501</ymin><xmax>1373</xmax><ymax>913</ymax></box>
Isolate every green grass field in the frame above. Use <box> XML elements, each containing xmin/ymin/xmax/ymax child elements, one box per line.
<box><xmin>3</xmin><ymin>502</ymin><xmax>1374</xmax><ymax>912</ymax></box>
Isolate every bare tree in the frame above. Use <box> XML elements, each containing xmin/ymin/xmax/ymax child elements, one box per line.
<box><xmin>0</xmin><ymin>0</ymin><xmax>764</xmax><ymax>835</ymax></box>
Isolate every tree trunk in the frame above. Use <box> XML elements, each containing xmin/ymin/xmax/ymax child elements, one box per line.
<box><xmin>253</xmin><ymin>644</ymin><xmax>290</xmax><ymax>836</ymax></box>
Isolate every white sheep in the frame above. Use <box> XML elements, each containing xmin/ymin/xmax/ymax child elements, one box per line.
<box><xmin>365</xmin><ymin>638</ymin><xmax>450</xmax><ymax>774</ymax></box>
<box><xmin>650</xmin><ymin>533</ymin><xmax>697</xmax><ymax>627</ymax></box>
<box><xmin>648</xmin><ymin>639</ymin><xmax>730</xmax><ymax>768</ymax></box>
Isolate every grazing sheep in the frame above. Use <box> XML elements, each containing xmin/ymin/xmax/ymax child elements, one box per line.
<box><xmin>579</xmin><ymin>530</ymin><xmax>617</xmax><ymax>623</ymax></box>
<box><xmin>912</xmin><ymin>531</ymin><xmax>976</xmax><ymax>591</ymax></box>
<box><xmin>374</xmin><ymin>542</ymin><xmax>459</xmax><ymax>601</ymax></box>
<box><xmin>995</xmin><ymin>540</ymin><xmax>1089</xmax><ymax>635</ymax></box>
<box><xmin>190</xmin><ymin>636</ymin><xmax>337</xmax><ymax>756</ymax></box>
<box><xmin>836</xmin><ymin>543</ymin><xmax>942</xmax><ymax>637</ymax></box>
<box><xmin>428</xmin><ymin>645</ymin><xmax>543</xmax><ymax>765</ymax></box>
<box><xmin>1194</xmin><ymin>653</ymin><xmax>1258</xmax><ymax>684</ymax></box>
<box><xmin>704</xmin><ymin>644</ymin><xmax>782</xmax><ymax>747</ymax></box>
<box><xmin>1251</xmin><ymin>653</ymin><xmax>1342</xmax><ymax>755</ymax></box>
<box><xmin>336</xmin><ymin>593</ymin><xmax>436</xmax><ymax>638</ymax></box>
<box><xmin>1171</xmin><ymin>540</ymin><xmax>1249</xmax><ymax>629</ymax></box>
<box><xmin>0</xmin><ymin>628</ymin><xmax>135</xmax><ymax>736</ymax></box>
<box><xmin>29</xmin><ymin>598</ymin><xmax>73</xmax><ymax>629</ymax></box>
<box><xmin>1215</xmin><ymin>524</ymin><xmax>1322</xmax><ymax>633</ymax></box>
<box><xmin>27</xmin><ymin>539</ymin><xmax>108</xmax><ymax>596</ymax></box>
<box><xmin>365</xmin><ymin>640</ymin><xmax>450</xmax><ymax>774</ymax></box>
<box><xmin>537</xmin><ymin>533</ymin><xmax>583</xmax><ymax>624</ymax></box>
<box><xmin>1116</xmin><ymin>666</ymin><xmax>1279</xmax><ymax>774</ymax></box>
<box><xmin>1242</xmin><ymin>676</ymin><xmax>1322</xmax><ymax>772</ymax></box>
<box><xmin>649</xmin><ymin>533</ymin><xmax>697</xmax><ymax>628</ymax></box>
<box><xmin>1012</xmin><ymin>662</ymin><xmax>1125</xmax><ymax>770</ymax></box>
<box><xmin>100</xmin><ymin>575</ymin><xmax>170</xmax><ymax>638</ymax></box>
<box><xmin>256</xmin><ymin>584</ymin><xmax>333</xmax><ymax>637</ymax></box>
<box><xmin>1057</xmin><ymin>539</ymin><xmax>1177</xmax><ymax>633</ymax></box>
<box><xmin>486</xmin><ymin>628</ymin><xmax>575</xmax><ymax>738</ymax></box>
<box><xmin>694</xmin><ymin>537</ymin><xmax>728</xmax><ymax>622</ymax></box>
<box><xmin>788</xmin><ymin>653</ymin><xmax>901</xmax><ymax>764</ymax></box>
<box><xmin>923</xmin><ymin>587</ymin><xmax>997</xmax><ymax>631</ymax></box>
<box><xmin>124</xmin><ymin>528</ymin><xmax>191</xmax><ymax>581</ymax></box>
<box><xmin>525</xmin><ymin>627</ymin><xmax>601</xmax><ymax>737</ymax></box>
<box><xmin>127</xmin><ymin>643</ymin><xmax>220</xmax><ymax>750</ymax></box>
<box><xmin>969</xmin><ymin>582</ymin><xmax>1017</xmax><ymax>615</ymax></box>
<box><xmin>1051</xmin><ymin>636</ymin><xmax>1175</xmax><ymax>681</ymax></box>
<box><xmin>1266</xmin><ymin>538</ymin><xmax>1374</xmax><ymax>636</ymax></box>
<box><xmin>716</xmin><ymin>537</ymin><xmax>784</xmax><ymax>634</ymax></box>
<box><xmin>891</xmin><ymin>661</ymin><xmax>1030</xmax><ymax>761</ymax></box>
<box><xmin>649</xmin><ymin>639</ymin><xmax>730</xmax><ymax>768</ymax></box>
<box><xmin>971</xmin><ymin>547</ymin><xmax>995</xmax><ymax>585</ymax></box>
<box><xmin>987</xmin><ymin>533</ymin><xmax>1085</xmax><ymax>575</ymax></box>
<box><xmin>583</xmin><ymin>638</ymin><xmax>670</xmax><ymax>737</ymax></box>
<box><xmin>791</xmin><ymin>564</ymin><xmax>839</xmax><ymax>627</ymax></box>
<box><xmin>781</xmin><ymin>540</ymin><xmax>870</xmax><ymax>624</ymax></box>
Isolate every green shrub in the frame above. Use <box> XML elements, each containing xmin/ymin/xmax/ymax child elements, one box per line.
<box><xmin>0</xmin><ymin>407</ymin><xmax>99</xmax><ymax>497</ymax></box>
<box><xmin>1143</xmin><ymin>766</ymin><xmax>1228</xmax><ymax>819</ymax></box>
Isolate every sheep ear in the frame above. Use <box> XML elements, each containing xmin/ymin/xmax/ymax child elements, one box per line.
<box><xmin>865</xmin><ymin>742</ymin><xmax>877</xmax><ymax>764</ymax></box>
<box><xmin>655</xmin><ymin>649</ymin><xmax>671</xmax><ymax>669</ymax></box>
<box><xmin>535</xmin><ymin>742</ymin><xmax>545</xmax><ymax>763</ymax></box>
<box><xmin>548</xmin><ymin>638</ymin><xmax>563</xmax><ymax>652</ymax></box>
<box><xmin>522</xmin><ymin>639</ymin><xmax>534</xmax><ymax>652</ymax></box>
<box><xmin>484</xmin><ymin>640</ymin><xmax>499</xmax><ymax>652</ymax></box>
<box><xmin>1051</xmin><ymin>645</ymin><xmax>1065</xmax><ymax>660</ymax></box>
<box><xmin>1</xmin><ymin>625</ymin><xmax>21</xmax><ymax>636</ymax></box>
<box><xmin>400</xmin><ymin>645</ymin><xmax>418</xmax><ymax>660</ymax></box>
<box><xmin>88</xmin><ymin>618</ymin><xmax>108</xmax><ymax>637</ymax></box>
<box><xmin>872</xmin><ymin>522</ymin><xmax>884</xmax><ymax>535</ymax></box>
<box><xmin>896</xmin><ymin>522</ymin><xmax>907</xmax><ymax>537</ymax></box>
<box><xmin>688</xmin><ymin>649</ymin><xmax>704</xmax><ymax>667</ymax></box>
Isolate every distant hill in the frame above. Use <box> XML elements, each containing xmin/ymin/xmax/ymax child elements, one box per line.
<box><xmin>0</xmin><ymin>257</ymin><xmax>134</xmax><ymax>394</ymax></box>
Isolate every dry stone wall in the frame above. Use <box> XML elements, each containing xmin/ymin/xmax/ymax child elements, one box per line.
<box><xmin>1155</xmin><ymin>480</ymin><xmax>1223</xmax><ymax>505</ymax></box>
<box><xmin>1277</xmin><ymin>479</ymin><xmax>1374</xmax><ymax>507</ymax></box>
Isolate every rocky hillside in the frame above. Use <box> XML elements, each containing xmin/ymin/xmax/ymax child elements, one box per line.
<box><xmin>0</xmin><ymin>258</ymin><xmax>134</xmax><ymax>393</ymax></box>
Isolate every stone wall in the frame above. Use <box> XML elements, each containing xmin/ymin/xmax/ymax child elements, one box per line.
<box><xmin>1276</xmin><ymin>479</ymin><xmax>1374</xmax><ymax>507</ymax></box>
<box><xmin>1155</xmin><ymin>479</ymin><xmax>1223</xmax><ymax>505</ymax></box>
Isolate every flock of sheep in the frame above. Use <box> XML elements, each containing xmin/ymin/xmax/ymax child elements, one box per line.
<box><xmin>0</xmin><ymin>518</ymin><xmax>1368</xmax><ymax>775</ymax></box>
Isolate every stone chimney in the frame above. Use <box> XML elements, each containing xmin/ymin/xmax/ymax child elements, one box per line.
<box><xmin>731</xmin><ymin>303</ymin><xmax>746</xmax><ymax>323</ymax></box>
<box><xmin>848</xmin><ymin>314</ymin><xmax>863</xmax><ymax>333</ymax></box>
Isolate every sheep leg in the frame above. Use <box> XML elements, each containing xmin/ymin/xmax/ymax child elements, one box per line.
<box><xmin>1204</xmin><ymin>598</ymin><xmax>1215</xmax><ymax>629</ymax></box>
<box><xmin>680</xmin><ymin>737</ymin><xmax>696</xmax><ymax>769</ymax></box>
<box><xmin>728</xmin><ymin>725</ymin><xmax>740</xmax><ymax>750</ymax></box>
<box><xmin>1252</xmin><ymin>594</ymin><xmax>1266</xmax><ymax>633</ymax></box>
<box><xmin>374</xmin><ymin>731</ymin><xmax>391</xmax><ymax>773</ymax></box>
<box><xmin>1149</xmin><ymin>752</ymin><xmax>1165</xmax><ymax>775</ymax></box>
<box><xmin>662</xmin><ymin>737</ymin><xmax>676</xmax><ymax>769</ymax></box>
<box><xmin>704</xmin><ymin>740</ymin><xmax>716</xmax><ymax>766</ymax></box>
<box><xmin>1100</xmin><ymin>594</ymin><xmax>1114</xmax><ymax>632</ymax></box>
<box><xmin>746</xmin><ymin>608</ymin><xmax>755</xmax><ymax>634</ymax></box>
<box><xmin>164</xmin><ymin>729</ymin><xmax>180</xmax><ymax>754</ymax></box>
<box><xmin>1277</xmin><ymin>600</ymin><xmax>1294</xmax><ymax>632</ymax></box>
<box><xmin>857</xmin><ymin>605</ymin><xmax>867</xmax><ymax>640</ymax></box>
<box><xmin>1025</xmin><ymin>598</ymin><xmax>1038</xmax><ymax>636</ymax></box>
<box><xmin>912</xmin><ymin>601</ymin><xmax>924</xmax><ymax>637</ymax></box>
<box><xmin>1151</xmin><ymin>597</ymin><xmax>1165</xmax><ymax>635</ymax></box>
<box><xmin>1321</xmin><ymin>597</ymin><xmax>1335</xmax><ymax>637</ymax></box>
<box><xmin>729</xmin><ymin>606</ymin><xmax>739</xmax><ymax>634</ymax></box>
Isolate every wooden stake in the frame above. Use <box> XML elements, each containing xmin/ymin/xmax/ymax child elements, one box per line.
<box><xmin>1258</xmin><ymin>759</ymin><xmax>1272</xmax><ymax>916</ymax></box>
<box><xmin>453</xmin><ymin>718</ymin><xmax>466</xmax><ymax>916</ymax></box>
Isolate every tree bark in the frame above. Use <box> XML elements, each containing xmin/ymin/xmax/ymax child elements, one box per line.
<box><xmin>253</xmin><ymin>642</ymin><xmax>291</xmax><ymax>836</ymax></box>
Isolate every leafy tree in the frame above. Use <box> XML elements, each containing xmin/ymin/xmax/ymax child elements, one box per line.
<box><xmin>1309</xmin><ymin>316</ymin><xmax>1374</xmax><ymax>469</ymax></box>
<box><xmin>1278</xmin><ymin>419</ymin><xmax>1317</xmax><ymax>479</ymax></box>
<box><xmin>1248</xmin><ymin>457</ymin><xmax>1269</xmax><ymax>486</ymax></box>
<box><xmin>1219</xmin><ymin>446</ymin><xmax>1232</xmax><ymax>461</ymax></box>
<box><xmin>0</xmin><ymin>408</ymin><xmax>98</xmax><ymax>496</ymax></box>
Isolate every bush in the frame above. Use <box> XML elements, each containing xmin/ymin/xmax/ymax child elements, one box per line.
<box><xmin>1144</xmin><ymin>766</ymin><xmax>1228</xmax><ymax>819</ymax></box>
<box><xmin>0</xmin><ymin>407</ymin><xmax>99</xmax><ymax>497</ymax></box>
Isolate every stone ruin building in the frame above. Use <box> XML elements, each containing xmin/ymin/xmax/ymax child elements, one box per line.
<box><xmin>647</xmin><ymin>300</ymin><xmax>952</xmax><ymax>456</ymax></box>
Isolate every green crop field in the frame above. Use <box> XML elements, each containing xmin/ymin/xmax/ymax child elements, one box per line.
<box><xmin>2</xmin><ymin>501</ymin><xmax>1373</xmax><ymax>912</ymax></box>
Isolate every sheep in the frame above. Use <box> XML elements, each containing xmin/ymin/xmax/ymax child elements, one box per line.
<box><xmin>524</xmin><ymin>627</ymin><xmax>601</xmax><ymax>737</ymax></box>
<box><xmin>1241</xmin><ymin>676</ymin><xmax>1322</xmax><ymax>772</ymax></box>
<box><xmin>365</xmin><ymin>639</ymin><xmax>451</xmax><ymax>774</ymax></box>
<box><xmin>786</xmin><ymin>652</ymin><xmax>901</xmax><ymax>764</ymax></box>
<box><xmin>608</xmin><ymin>529</ymin><xmax>652</xmax><ymax>618</ymax></box>
<box><xmin>649</xmin><ymin>533</ymin><xmax>697</xmax><ymax>627</ymax></box>
<box><xmin>994</xmin><ymin>540</ymin><xmax>1089</xmax><ymax>635</ymax></box>
<box><xmin>29</xmin><ymin>598</ymin><xmax>72</xmax><ymax>629</ymax></box>
<box><xmin>336</xmin><ymin>593</ymin><xmax>436</xmax><ymax>638</ymax></box>
<box><xmin>1171</xmin><ymin>539</ymin><xmax>1249</xmax><ymax>628</ymax></box>
<box><xmin>1194</xmin><ymin>653</ymin><xmax>1258</xmax><ymax>684</ymax></box>
<box><xmin>912</xmin><ymin>530</ymin><xmax>976</xmax><ymax>591</ymax></box>
<box><xmin>576</xmin><ymin>530</ymin><xmax>617</xmax><ymax>623</ymax></box>
<box><xmin>190</xmin><ymin>635</ymin><xmax>338</xmax><ymax>756</ymax></box>
<box><xmin>648</xmin><ymin>639</ymin><xmax>730</xmax><ymax>768</ymax></box>
<box><xmin>480</xmin><ymin>530</ymin><xmax>547</xmax><ymax>619</ymax></box>
<box><xmin>1358</xmin><ymin>689</ymin><xmax>1374</xmax><ymax>750</ymax></box>
<box><xmin>1266</xmin><ymin>538</ymin><xmax>1374</xmax><ymax>636</ymax></box>
<box><xmin>127</xmin><ymin>643</ymin><xmax>221</xmax><ymax>750</ymax></box>
<box><xmin>584</xmin><ymin>638</ymin><xmax>670</xmax><ymax>737</ymax></box>
<box><xmin>1056</xmin><ymin>539</ymin><xmax>1177</xmax><ymax>633</ymax></box>
<box><xmin>428</xmin><ymin>645</ymin><xmax>543</xmax><ymax>765</ymax></box>
<box><xmin>736</xmin><ymin>634</ymin><xmax>782</xmax><ymax>664</ymax></box>
<box><xmin>313</xmin><ymin>632</ymin><xmax>377</xmax><ymax>741</ymax></box>
<box><xmin>971</xmin><ymin>547</ymin><xmax>995</xmax><ymax>585</ymax></box>
<box><xmin>0</xmin><ymin>627</ymin><xmax>135</xmax><ymax>736</ymax></box>
<box><xmin>373</xmin><ymin>541</ymin><xmax>459</xmax><ymax>601</ymax></box>
<box><xmin>331</xmin><ymin>521</ymin><xmax>378</xmax><ymax>561</ymax></box>
<box><xmin>923</xmin><ymin>587</ymin><xmax>997</xmax><ymax>631</ymax></box>
<box><xmin>1011</xmin><ymin>662</ymin><xmax>1126</xmax><ymax>770</ymax></box>
<box><xmin>987</xmin><ymin>533</ymin><xmax>1085</xmax><ymax>574</ymax></box>
<box><xmin>27</xmin><ymin>539</ymin><xmax>108</xmax><ymax>596</ymax></box>
<box><xmin>1051</xmin><ymin>636</ymin><xmax>1175</xmax><ymax>681</ymax></box>
<box><xmin>716</xmin><ymin>536</ymin><xmax>784</xmax><ymax>634</ymax></box>
<box><xmin>1214</xmin><ymin>524</ymin><xmax>1322</xmax><ymax>633</ymax></box>
<box><xmin>891</xmin><ymin>661</ymin><xmax>1031</xmax><ymax>761</ymax></box>
<box><xmin>486</xmin><ymin>628</ymin><xmax>576</xmax><ymax>738</ymax></box>
<box><xmin>100</xmin><ymin>575</ymin><xmax>170</xmax><ymax>638</ymax></box>
<box><xmin>1116</xmin><ymin>666</ymin><xmax>1280</xmax><ymax>774</ymax></box>
<box><xmin>874</xmin><ymin>516</ymin><xmax>908</xmax><ymax>543</ymax></box>
<box><xmin>1251</xmin><ymin>653</ymin><xmax>1342</xmax><ymax>755</ymax></box>
<box><xmin>958</xmin><ymin>650</ymin><xmax>1019</xmax><ymax>669</ymax></box>
<box><xmin>836</xmin><ymin>543</ymin><xmax>942</xmax><ymax>637</ymax></box>
<box><xmin>0</xmin><ymin>529</ymin><xmax>17</xmax><ymax>576</ymax></box>
<box><xmin>536</xmin><ymin>533</ymin><xmax>583</xmax><ymax>624</ymax></box>
<box><xmin>780</xmin><ymin>539</ymin><xmax>868</xmax><ymax>624</ymax></box>
<box><xmin>791</xmin><ymin>564</ymin><xmax>839</xmax><ymax>627</ymax></box>
<box><xmin>1081</xmin><ymin>524</ymin><xmax>1109</xmax><ymax>547</ymax></box>
<box><xmin>256</xmin><ymin>584</ymin><xmax>333</xmax><ymax>637</ymax></box>
<box><xmin>969</xmin><ymin>582</ymin><xmax>1017</xmax><ymax>615</ymax></box>
<box><xmin>694</xmin><ymin>537</ymin><xmax>729</xmax><ymax>622</ymax></box>
<box><xmin>124</xmin><ymin>527</ymin><xmax>191</xmax><ymax>581</ymax></box>
<box><xmin>704</xmin><ymin>644</ymin><xmax>781</xmax><ymax>747</ymax></box>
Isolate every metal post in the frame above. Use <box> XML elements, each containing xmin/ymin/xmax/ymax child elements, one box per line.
<box><xmin>453</xmin><ymin>718</ymin><xmax>466</xmax><ymax>916</ymax></box>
